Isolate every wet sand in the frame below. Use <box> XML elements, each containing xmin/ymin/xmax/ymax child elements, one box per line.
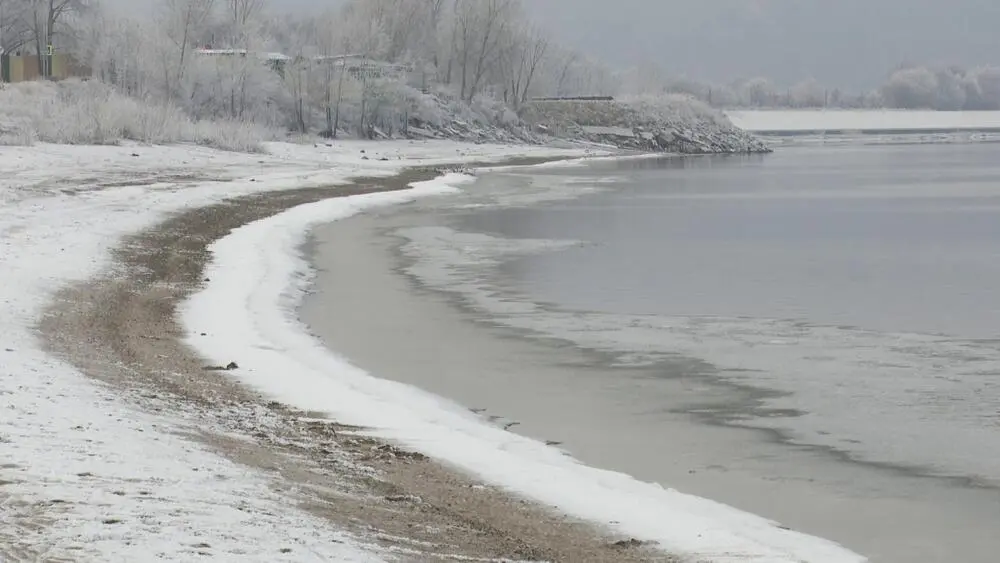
<box><xmin>303</xmin><ymin>205</ymin><xmax>1000</xmax><ymax>563</ymax></box>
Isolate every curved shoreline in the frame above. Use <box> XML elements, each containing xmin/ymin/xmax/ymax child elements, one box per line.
<box><xmin>173</xmin><ymin>166</ymin><xmax>863</xmax><ymax>560</ymax></box>
<box><xmin>39</xmin><ymin>163</ymin><xmax>673</xmax><ymax>562</ymax></box>
<box><xmin>26</xmin><ymin>146</ymin><xmax>859</xmax><ymax>561</ymax></box>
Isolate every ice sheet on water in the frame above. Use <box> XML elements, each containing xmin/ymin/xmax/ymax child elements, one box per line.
<box><xmin>437</xmin><ymin>173</ymin><xmax>622</xmax><ymax>210</ymax></box>
<box><xmin>397</xmin><ymin>220</ymin><xmax>1000</xmax><ymax>487</ymax></box>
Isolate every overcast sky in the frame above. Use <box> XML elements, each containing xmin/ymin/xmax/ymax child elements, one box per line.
<box><xmin>523</xmin><ymin>0</ymin><xmax>1000</xmax><ymax>91</ymax></box>
<box><xmin>124</xmin><ymin>0</ymin><xmax>1000</xmax><ymax>91</ymax></box>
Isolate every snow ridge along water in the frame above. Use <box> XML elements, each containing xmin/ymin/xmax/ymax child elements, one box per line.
<box><xmin>0</xmin><ymin>140</ymin><xmax>588</xmax><ymax>560</ymax></box>
<box><xmin>180</xmin><ymin>172</ymin><xmax>866</xmax><ymax>563</ymax></box>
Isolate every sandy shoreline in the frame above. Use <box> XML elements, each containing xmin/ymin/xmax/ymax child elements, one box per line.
<box><xmin>37</xmin><ymin>163</ymin><xmax>670</xmax><ymax>562</ymax></box>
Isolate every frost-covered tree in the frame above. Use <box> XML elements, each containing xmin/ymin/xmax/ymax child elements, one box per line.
<box><xmin>310</xmin><ymin>4</ymin><xmax>388</xmax><ymax>137</ymax></box>
<box><xmin>789</xmin><ymin>78</ymin><xmax>826</xmax><ymax>108</ymax></box>
<box><xmin>663</xmin><ymin>78</ymin><xmax>712</xmax><ymax>101</ymax></box>
<box><xmin>617</xmin><ymin>61</ymin><xmax>670</xmax><ymax>96</ymax></box>
<box><xmin>933</xmin><ymin>67</ymin><xmax>967</xmax><ymax>111</ymax></box>
<box><xmin>155</xmin><ymin>0</ymin><xmax>215</xmax><ymax>100</ymax></box>
<box><xmin>451</xmin><ymin>0</ymin><xmax>515</xmax><ymax>102</ymax></box>
<box><xmin>275</xmin><ymin>17</ymin><xmax>314</xmax><ymax>133</ymax></box>
<box><xmin>968</xmin><ymin>66</ymin><xmax>1000</xmax><ymax>110</ymax></box>
<box><xmin>874</xmin><ymin>65</ymin><xmax>1000</xmax><ymax>110</ymax></box>
<box><xmin>414</xmin><ymin>0</ymin><xmax>446</xmax><ymax>80</ymax></box>
<box><xmin>736</xmin><ymin>77</ymin><xmax>776</xmax><ymax>107</ymax></box>
<box><xmin>76</xmin><ymin>7</ymin><xmax>148</xmax><ymax>94</ymax></box>
<box><xmin>25</xmin><ymin>0</ymin><xmax>88</xmax><ymax>75</ymax></box>
<box><xmin>187</xmin><ymin>52</ymin><xmax>286</xmax><ymax>123</ymax></box>
<box><xmin>881</xmin><ymin>67</ymin><xmax>940</xmax><ymax>109</ymax></box>
<box><xmin>530</xmin><ymin>45</ymin><xmax>582</xmax><ymax>97</ymax></box>
<box><xmin>496</xmin><ymin>20</ymin><xmax>547</xmax><ymax>106</ymax></box>
<box><xmin>227</xmin><ymin>0</ymin><xmax>262</xmax><ymax>28</ymax></box>
<box><xmin>1</xmin><ymin>0</ymin><xmax>33</xmax><ymax>54</ymax></box>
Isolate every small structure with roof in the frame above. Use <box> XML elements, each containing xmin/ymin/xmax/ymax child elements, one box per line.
<box><xmin>310</xmin><ymin>54</ymin><xmax>412</xmax><ymax>81</ymax></box>
<box><xmin>195</xmin><ymin>48</ymin><xmax>292</xmax><ymax>75</ymax></box>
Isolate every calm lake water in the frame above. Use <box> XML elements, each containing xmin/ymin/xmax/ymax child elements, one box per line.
<box><xmin>306</xmin><ymin>140</ymin><xmax>1000</xmax><ymax>562</ymax></box>
<box><xmin>471</xmin><ymin>145</ymin><xmax>1000</xmax><ymax>338</ymax></box>
<box><xmin>430</xmin><ymin>143</ymin><xmax>1000</xmax><ymax>484</ymax></box>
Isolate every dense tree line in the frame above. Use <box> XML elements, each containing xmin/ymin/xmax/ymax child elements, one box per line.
<box><xmin>1</xmin><ymin>0</ymin><xmax>620</xmax><ymax>137</ymax></box>
<box><xmin>647</xmin><ymin>65</ymin><xmax>1000</xmax><ymax>111</ymax></box>
<box><xmin>878</xmin><ymin>66</ymin><xmax>1000</xmax><ymax>110</ymax></box>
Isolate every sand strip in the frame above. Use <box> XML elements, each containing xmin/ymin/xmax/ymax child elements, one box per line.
<box><xmin>39</xmin><ymin>165</ymin><xmax>672</xmax><ymax>562</ymax></box>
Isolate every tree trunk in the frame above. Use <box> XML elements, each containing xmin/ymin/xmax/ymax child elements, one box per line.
<box><xmin>32</xmin><ymin>11</ymin><xmax>43</xmax><ymax>76</ymax></box>
<box><xmin>459</xmin><ymin>48</ymin><xmax>468</xmax><ymax>101</ymax></box>
<box><xmin>358</xmin><ymin>77</ymin><xmax>369</xmax><ymax>138</ymax></box>
<box><xmin>297</xmin><ymin>98</ymin><xmax>306</xmax><ymax>133</ymax></box>
<box><xmin>333</xmin><ymin>65</ymin><xmax>346</xmax><ymax>139</ymax></box>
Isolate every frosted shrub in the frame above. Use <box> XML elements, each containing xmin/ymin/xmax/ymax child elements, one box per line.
<box><xmin>472</xmin><ymin>94</ymin><xmax>520</xmax><ymax>126</ymax></box>
<box><xmin>406</xmin><ymin>87</ymin><xmax>447</xmax><ymax>128</ymax></box>
<box><xmin>117</xmin><ymin>102</ymin><xmax>191</xmax><ymax>144</ymax></box>
<box><xmin>402</xmin><ymin>85</ymin><xmax>517</xmax><ymax>132</ymax></box>
<box><xmin>0</xmin><ymin>84</ymin><xmax>39</xmax><ymax>145</ymax></box>
<box><xmin>193</xmin><ymin>120</ymin><xmax>272</xmax><ymax>153</ymax></box>
<box><xmin>45</xmin><ymin>81</ymin><xmax>126</xmax><ymax>144</ymax></box>
<box><xmin>0</xmin><ymin>80</ymin><xmax>272</xmax><ymax>151</ymax></box>
<box><xmin>618</xmin><ymin>94</ymin><xmax>730</xmax><ymax>128</ymax></box>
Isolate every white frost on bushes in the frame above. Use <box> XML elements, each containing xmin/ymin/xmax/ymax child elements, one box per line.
<box><xmin>0</xmin><ymin>78</ymin><xmax>752</xmax><ymax>153</ymax></box>
<box><xmin>616</xmin><ymin>93</ymin><xmax>732</xmax><ymax>127</ymax></box>
<box><xmin>0</xmin><ymin>80</ymin><xmax>274</xmax><ymax>151</ymax></box>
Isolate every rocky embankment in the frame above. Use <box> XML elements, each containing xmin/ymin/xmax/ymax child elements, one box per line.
<box><xmin>519</xmin><ymin>97</ymin><xmax>771</xmax><ymax>154</ymax></box>
<box><xmin>406</xmin><ymin>94</ymin><xmax>769</xmax><ymax>154</ymax></box>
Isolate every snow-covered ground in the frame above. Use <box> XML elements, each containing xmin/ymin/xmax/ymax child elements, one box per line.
<box><xmin>0</xmin><ymin>140</ymin><xmax>588</xmax><ymax>561</ymax></box>
<box><xmin>178</xmin><ymin>169</ymin><xmax>866</xmax><ymax>560</ymax></box>
<box><xmin>727</xmin><ymin>109</ymin><xmax>1000</xmax><ymax>133</ymax></box>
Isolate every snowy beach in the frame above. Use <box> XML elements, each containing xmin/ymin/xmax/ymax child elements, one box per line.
<box><xmin>4</xmin><ymin>0</ymin><xmax>1000</xmax><ymax>557</ymax></box>
<box><xmin>1</xmin><ymin>140</ymin><xmax>639</xmax><ymax>561</ymax></box>
<box><xmin>12</xmin><ymin>126</ymin><xmax>1000</xmax><ymax>562</ymax></box>
<box><xmin>0</xmin><ymin>136</ymin><xmax>871</xmax><ymax>562</ymax></box>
